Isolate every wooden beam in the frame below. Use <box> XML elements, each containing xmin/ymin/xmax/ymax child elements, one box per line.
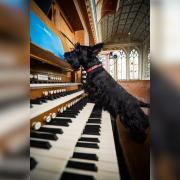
<box><xmin>56</xmin><ymin>2</ymin><xmax>74</xmax><ymax>32</ymax></box>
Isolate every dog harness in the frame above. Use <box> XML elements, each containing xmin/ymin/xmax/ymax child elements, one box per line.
<box><xmin>86</xmin><ymin>64</ymin><xmax>102</xmax><ymax>73</ymax></box>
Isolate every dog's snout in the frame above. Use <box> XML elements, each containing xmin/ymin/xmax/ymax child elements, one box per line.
<box><xmin>64</xmin><ymin>52</ymin><xmax>69</xmax><ymax>58</ymax></box>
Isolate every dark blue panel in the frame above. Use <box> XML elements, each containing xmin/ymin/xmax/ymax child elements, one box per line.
<box><xmin>30</xmin><ymin>10</ymin><xmax>64</xmax><ymax>59</ymax></box>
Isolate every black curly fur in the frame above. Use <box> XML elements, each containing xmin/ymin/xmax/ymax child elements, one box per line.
<box><xmin>64</xmin><ymin>43</ymin><xmax>149</xmax><ymax>143</ymax></box>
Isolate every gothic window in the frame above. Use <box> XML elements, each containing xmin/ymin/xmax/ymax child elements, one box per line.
<box><xmin>129</xmin><ymin>49</ymin><xmax>139</xmax><ymax>79</ymax></box>
<box><xmin>109</xmin><ymin>58</ymin><xmax>115</xmax><ymax>79</ymax></box>
<box><xmin>117</xmin><ymin>49</ymin><xmax>126</xmax><ymax>80</ymax></box>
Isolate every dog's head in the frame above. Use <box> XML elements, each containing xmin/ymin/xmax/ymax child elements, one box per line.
<box><xmin>64</xmin><ymin>43</ymin><xmax>104</xmax><ymax>70</ymax></box>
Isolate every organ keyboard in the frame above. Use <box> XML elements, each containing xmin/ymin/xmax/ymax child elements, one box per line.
<box><xmin>30</xmin><ymin>97</ymin><xmax>120</xmax><ymax>180</ymax></box>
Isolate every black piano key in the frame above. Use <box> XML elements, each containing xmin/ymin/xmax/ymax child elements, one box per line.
<box><xmin>30</xmin><ymin>157</ymin><xmax>37</xmax><ymax>170</ymax></box>
<box><xmin>53</xmin><ymin>118</ymin><xmax>72</xmax><ymax>123</ymax></box>
<box><xmin>38</xmin><ymin>127</ymin><xmax>63</xmax><ymax>134</ymax></box>
<box><xmin>76</xmin><ymin>142</ymin><xmax>99</xmax><ymax>149</ymax></box>
<box><xmin>84</xmin><ymin>129</ymin><xmax>100</xmax><ymax>133</ymax></box>
<box><xmin>58</xmin><ymin>114</ymin><xmax>76</xmax><ymax>118</ymax></box>
<box><xmin>60</xmin><ymin>172</ymin><xmax>95</xmax><ymax>180</ymax></box>
<box><xmin>46</xmin><ymin>96</ymin><xmax>54</xmax><ymax>100</ymax></box>
<box><xmin>78</xmin><ymin>137</ymin><xmax>100</xmax><ymax>143</ymax></box>
<box><xmin>65</xmin><ymin>110</ymin><xmax>79</xmax><ymax>113</ymax></box>
<box><xmin>30</xmin><ymin>99</ymin><xmax>43</xmax><ymax>105</ymax></box>
<box><xmin>61</xmin><ymin>111</ymin><xmax>78</xmax><ymax>115</ymax></box>
<box><xmin>39</xmin><ymin>98</ymin><xmax>47</xmax><ymax>103</ymax></box>
<box><xmin>30</xmin><ymin>132</ymin><xmax>58</xmax><ymax>141</ymax></box>
<box><xmin>89</xmin><ymin>114</ymin><xmax>101</xmax><ymax>118</ymax></box>
<box><xmin>67</xmin><ymin>160</ymin><xmax>98</xmax><ymax>172</ymax></box>
<box><xmin>47</xmin><ymin>121</ymin><xmax>69</xmax><ymax>127</ymax></box>
<box><xmin>87</xmin><ymin>118</ymin><xmax>101</xmax><ymax>124</ymax></box>
<box><xmin>83</xmin><ymin>131</ymin><xmax>100</xmax><ymax>136</ymax></box>
<box><xmin>30</xmin><ymin>140</ymin><xmax>52</xmax><ymax>149</ymax></box>
<box><xmin>85</xmin><ymin>124</ymin><xmax>101</xmax><ymax>128</ymax></box>
<box><xmin>60</xmin><ymin>113</ymin><xmax>78</xmax><ymax>117</ymax></box>
<box><xmin>73</xmin><ymin>152</ymin><xmax>98</xmax><ymax>161</ymax></box>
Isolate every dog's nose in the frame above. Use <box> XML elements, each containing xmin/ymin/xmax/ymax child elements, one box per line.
<box><xmin>64</xmin><ymin>52</ymin><xmax>69</xmax><ymax>58</ymax></box>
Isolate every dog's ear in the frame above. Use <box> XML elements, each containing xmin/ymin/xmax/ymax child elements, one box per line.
<box><xmin>92</xmin><ymin>43</ymin><xmax>104</xmax><ymax>54</ymax></box>
<box><xmin>75</xmin><ymin>43</ymin><xmax>80</xmax><ymax>53</ymax></box>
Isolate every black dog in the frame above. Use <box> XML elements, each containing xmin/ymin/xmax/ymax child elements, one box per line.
<box><xmin>64</xmin><ymin>43</ymin><xmax>149</xmax><ymax>143</ymax></box>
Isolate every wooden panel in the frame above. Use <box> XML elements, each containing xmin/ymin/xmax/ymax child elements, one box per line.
<box><xmin>52</xmin><ymin>2</ymin><xmax>75</xmax><ymax>50</ymax></box>
<box><xmin>118</xmin><ymin>80</ymin><xmax>150</xmax><ymax>103</ymax></box>
<box><xmin>75</xmin><ymin>70</ymin><xmax>82</xmax><ymax>83</ymax></box>
<box><xmin>116</xmin><ymin>115</ymin><xmax>150</xmax><ymax>180</ymax></box>
<box><xmin>30</xmin><ymin>58</ymin><xmax>72</xmax><ymax>83</ymax></box>
<box><xmin>75</xmin><ymin>30</ymin><xmax>84</xmax><ymax>44</ymax></box>
<box><xmin>30</xmin><ymin>43</ymin><xmax>73</xmax><ymax>71</ymax></box>
<box><xmin>76</xmin><ymin>0</ymin><xmax>95</xmax><ymax>45</ymax></box>
<box><xmin>116</xmin><ymin>80</ymin><xmax>150</xmax><ymax>180</ymax></box>
<box><xmin>56</xmin><ymin>0</ymin><xmax>83</xmax><ymax>31</ymax></box>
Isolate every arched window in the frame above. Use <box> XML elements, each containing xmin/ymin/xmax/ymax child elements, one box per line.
<box><xmin>117</xmin><ymin>49</ymin><xmax>126</xmax><ymax>80</ymax></box>
<box><xmin>109</xmin><ymin>57</ymin><xmax>115</xmax><ymax>79</ymax></box>
<box><xmin>129</xmin><ymin>49</ymin><xmax>139</xmax><ymax>79</ymax></box>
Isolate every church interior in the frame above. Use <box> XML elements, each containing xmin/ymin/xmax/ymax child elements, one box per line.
<box><xmin>0</xmin><ymin>0</ymin><xmax>151</xmax><ymax>180</ymax></box>
<box><xmin>1</xmin><ymin>0</ymin><xmax>180</xmax><ymax>180</ymax></box>
<box><xmin>29</xmin><ymin>0</ymin><xmax>150</xmax><ymax>180</ymax></box>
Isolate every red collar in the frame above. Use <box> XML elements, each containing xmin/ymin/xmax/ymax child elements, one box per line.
<box><xmin>86</xmin><ymin>64</ymin><xmax>102</xmax><ymax>73</ymax></box>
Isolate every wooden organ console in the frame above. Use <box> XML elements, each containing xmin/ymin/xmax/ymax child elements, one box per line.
<box><xmin>30</xmin><ymin>0</ymin><xmax>120</xmax><ymax>180</ymax></box>
<box><xmin>30</xmin><ymin>0</ymin><xmax>150</xmax><ymax>180</ymax></box>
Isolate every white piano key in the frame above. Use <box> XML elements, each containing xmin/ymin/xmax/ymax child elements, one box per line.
<box><xmin>31</xmin><ymin>169</ymin><xmax>60</xmax><ymax>180</ymax></box>
<box><xmin>31</xmin><ymin>155</ymin><xmax>67</xmax><ymax>173</ymax></box>
<box><xmin>31</xmin><ymin>147</ymin><xmax>72</xmax><ymax>161</ymax></box>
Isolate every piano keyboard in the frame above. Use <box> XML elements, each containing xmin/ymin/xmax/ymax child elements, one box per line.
<box><xmin>30</xmin><ymin>90</ymin><xmax>84</xmax><ymax>119</ymax></box>
<box><xmin>30</xmin><ymin>98</ymin><xmax>120</xmax><ymax>180</ymax></box>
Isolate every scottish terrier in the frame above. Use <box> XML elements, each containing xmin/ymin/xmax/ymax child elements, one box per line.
<box><xmin>64</xmin><ymin>43</ymin><xmax>149</xmax><ymax>143</ymax></box>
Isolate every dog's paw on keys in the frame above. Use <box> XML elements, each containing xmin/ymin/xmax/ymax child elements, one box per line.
<box><xmin>64</xmin><ymin>42</ymin><xmax>150</xmax><ymax>143</ymax></box>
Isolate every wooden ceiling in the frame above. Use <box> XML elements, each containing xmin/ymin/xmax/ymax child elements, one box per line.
<box><xmin>99</xmin><ymin>0</ymin><xmax>150</xmax><ymax>44</ymax></box>
<box><xmin>57</xmin><ymin>0</ymin><xmax>83</xmax><ymax>31</ymax></box>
